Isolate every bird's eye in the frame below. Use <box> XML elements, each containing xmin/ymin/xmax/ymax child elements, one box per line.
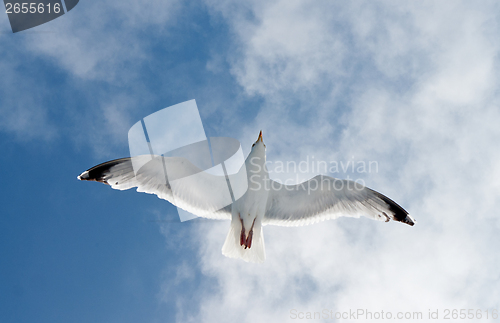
<box><xmin>252</xmin><ymin>143</ymin><xmax>255</xmax><ymax>147</ymax></box>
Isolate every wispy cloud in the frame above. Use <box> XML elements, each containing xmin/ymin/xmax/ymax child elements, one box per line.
<box><xmin>0</xmin><ymin>0</ymin><xmax>181</xmax><ymax>154</ymax></box>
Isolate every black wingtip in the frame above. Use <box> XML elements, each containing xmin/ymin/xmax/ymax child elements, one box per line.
<box><xmin>77</xmin><ymin>171</ymin><xmax>89</xmax><ymax>181</ymax></box>
<box><xmin>402</xmin><ymin>215</ymin><xmax>416</xmax><ymax>226</ymax></box>
<box><xmin>77</xmin><ymin>158</ymin><xmax>129</xmax><ymax>184</ymax></box>
<box><xmin>373</xmin><ymin>191</ymin><xmax>416</xmax><ymax>226</ymax></box>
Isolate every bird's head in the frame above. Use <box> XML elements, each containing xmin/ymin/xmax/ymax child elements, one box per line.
<box><xmin>251</xmin><ymin>130</ymin><xmax>266</xmax><ymax>151</ymax></box>
<box><xmin>248</xmin><ymin>130</ymin><xmax>267</xmax><ymax>175</ymax></box>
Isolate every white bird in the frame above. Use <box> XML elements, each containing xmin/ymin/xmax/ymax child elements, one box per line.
<box><xmin>78</xmin><ymin>131</ymin><xmax>415</xmax><ymax>263</ymax></box>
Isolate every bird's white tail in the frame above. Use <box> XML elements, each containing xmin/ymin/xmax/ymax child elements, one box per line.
<box><xmin>222</xmin><ymin>218</ymin><xmax>266</xmax><ymax>263</ymax></box>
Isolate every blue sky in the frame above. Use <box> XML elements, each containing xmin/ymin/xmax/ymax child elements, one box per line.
<box><xmin>2</xmin><ymin>1</ymin><xmax>500</xmax><ymax>322</ymax></box>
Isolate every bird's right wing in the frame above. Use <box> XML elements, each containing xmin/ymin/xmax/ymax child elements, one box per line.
<box><xmin>263</xmin><ymin>175</ymin><xmax>415</xmax><ymax>227</ymax></box>
<box><xmin>78</xmin><ymin>155</ymin><xmax>232</xmax><ymax>220</ymax></box>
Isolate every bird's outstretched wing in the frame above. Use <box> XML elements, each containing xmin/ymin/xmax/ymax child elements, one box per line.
<box><xmin>263</xmin><ymin>175</ymin><xmax>415</xmax><ymax>227</ymax></box>
<box><xmin>78</xmin><ymin>155</ymin><xmax>232</xmax><ymax>220</ymax></box>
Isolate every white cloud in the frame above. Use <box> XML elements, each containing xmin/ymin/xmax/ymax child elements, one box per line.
<box><xmin>163</xmin><ymin>1</ymin><xmax>500</xmax><ymax>321</ymax></box>
<box><xmin>29</xmin><ymin>0</ymin><xmax>180</xmax><ymax>81</ymax></box>
<box><xmin>0</xmin><ymin>0</ymin><xmax>181</xmax><ymax>152</ymax></box>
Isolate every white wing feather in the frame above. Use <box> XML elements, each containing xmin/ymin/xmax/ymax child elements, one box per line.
<box><xmin>263</xmin><ymin>175</ymin><xmax>415</xmax><ymax>227</ymax></box>
<box><xmin>78</xmin><ymin>155</ymin><xmax>232</xmax><ymax>220</ymax></box>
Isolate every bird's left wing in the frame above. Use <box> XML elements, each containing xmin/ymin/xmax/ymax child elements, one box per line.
<box><xmin>78</xmin><ymin>155</ymin><xmax>232</xmax><ymax>220</ymax></box>
<box><xmin>263</xmin><ymin>175</ymin><xmax>415</xmax><ymax>227</ymax></box>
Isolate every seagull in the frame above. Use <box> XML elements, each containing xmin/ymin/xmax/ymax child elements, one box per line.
<box><xmin>78</xmin><ymin>131</ymin><xmax>415</xmax><ymax>263</ymax></box>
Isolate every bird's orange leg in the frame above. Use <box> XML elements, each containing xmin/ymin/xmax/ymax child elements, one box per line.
<box><xmin>239</xmin><ymin>215</ymin><xmax>246</xmax><ymax>247</ymax></box>
<box><xmin>245</xmin><ymin>219</ymin><xmax>256</xmax><ymax>249</ymax></box>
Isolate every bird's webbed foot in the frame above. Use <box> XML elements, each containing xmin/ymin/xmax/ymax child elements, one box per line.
<box><xmin>239</xmin><ymin>216</ymin><xmax>256</xmax><ymax>249</ymax></box>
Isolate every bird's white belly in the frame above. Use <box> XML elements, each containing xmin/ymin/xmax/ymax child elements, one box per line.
<box><xmin>233</xmin><ymin>186</ymin><xmax>269</xmax><ymax>232</ymax></box>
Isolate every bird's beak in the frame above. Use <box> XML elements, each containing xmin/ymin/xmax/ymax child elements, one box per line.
<box><xmin>252</xmin><ymin>130</ymin><xmax>265</xmax><ymax>148</ymax></box>
<box><xmin>257</xmin><ymin>130</ymin><xmax>263</xmax><ymax>142</ymax></box>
